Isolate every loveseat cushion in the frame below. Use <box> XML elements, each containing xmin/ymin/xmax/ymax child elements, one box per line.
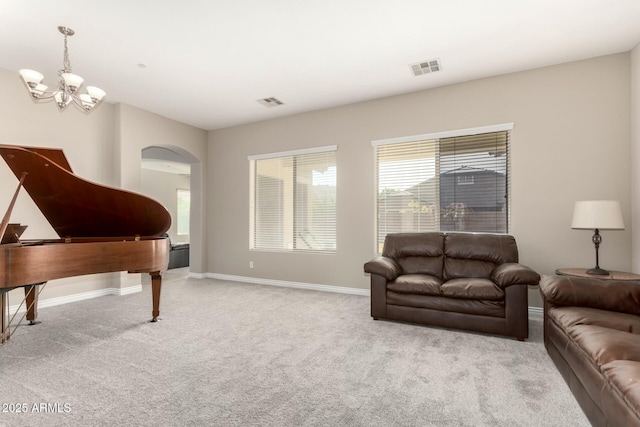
<box><xmin>387</xmin><ymin>274</ymin><xmax>442</xmax><ymax>296</ymax></box>
<box><xmin>441</xmin><ymin>278</ymin><xmax>504</xmax><ymax>300</ymax></box>
<box><xmin>381</xmin><ymin>233</ymin><xmax>444</xmax><ymax>277</ymax></box>
<box><xmin>443</xmin><ymin>233</ymin><xmax>518</xmax><ymax>280</ymax></box>
<box><xmin>549</xmin><ymin>306</ymin><xmax>640</xmax><ymax>334</ymax></box>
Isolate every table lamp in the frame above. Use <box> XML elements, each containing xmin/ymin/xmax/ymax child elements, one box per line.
<box><xmin>571</xmin><ymin>200</ymin><xmax>624</xmax><ymax>275</ymax></box>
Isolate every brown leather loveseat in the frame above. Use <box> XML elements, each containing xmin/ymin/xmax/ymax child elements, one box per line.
<box><xmin>364</xmin><ymin>232</ymin><xmax>539</xmax><ymax>340</ymax></box>
<box><xmin>539</xmin><ymin>275</ymin><xmax>640</xmax><ymax>426</ymax></box>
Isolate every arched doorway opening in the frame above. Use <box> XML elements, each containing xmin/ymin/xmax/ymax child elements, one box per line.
<box><xmin>140</xmin><ymin>145</ymin><xmax>203</xmax><ymax>273</ymax></box>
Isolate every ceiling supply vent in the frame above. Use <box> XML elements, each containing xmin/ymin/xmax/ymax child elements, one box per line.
<box><xmin>257</xmin><ymin>97</ymin><xmax>285</xmax><ymax>108</ymax></box>
<box><xmin>409</xmin><ymin>58</ymin><xmax>441</xmax><ymax>76</ymax></box>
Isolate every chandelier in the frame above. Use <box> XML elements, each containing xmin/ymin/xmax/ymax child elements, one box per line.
<box><xmin>19</xmin><ymin>26</ymin><xmax>106</xmax><ymax>112</ymax></box>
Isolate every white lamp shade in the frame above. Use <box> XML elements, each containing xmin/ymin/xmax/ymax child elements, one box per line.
<box><xmin>79</xmin><ymin>94</ymin><xmax>94</xmax><ymax>110</ymax></box>
<box><xmin>571</xmin><ymin>200</ymin><xmax>625</xmax><ymax>230</ymax></box>
<box><xmin>62</xmin><ymin>73</ymin><xmax>84</xmax><ymax>90</ymax></box>
<box><xmin>19</xmin><ymin>69</ymin><xmax>44</xmax><ymax>86</ymax></box>
<box><xmin>86</xmin><ymin>86</ymin><xmax>106</xmax><ymax>102</ymax></box>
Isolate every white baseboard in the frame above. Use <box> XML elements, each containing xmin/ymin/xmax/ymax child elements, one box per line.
<box><xmin>205</xmin><ymin>273</ymin><xmax>370</xmax><ymax>296</ymax></box>
<box><xmin>7</xmin><ymin>285</ymin><xmax>142</xmax><ymax>316</ymax></box>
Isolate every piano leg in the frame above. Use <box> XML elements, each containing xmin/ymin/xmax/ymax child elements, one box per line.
<box><xmin>150</xmin><ymin>272</ymin><xmax>162</xmax><ymax>322</ymax></box>
<box><xmin>24</xmin><ymin>284</ymin><xmax>42</xmax><ymax>326</ymax></box>
<box><xmin>1</xmin><ymin>290</ymin><xmax>8</xmax><ymax>343</ymax></box>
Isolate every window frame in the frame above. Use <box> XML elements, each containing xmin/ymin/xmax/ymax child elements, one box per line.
<box><xmin>371</xmin><ymin>123</ymin><xmax>513</xmax><ymax>252</ymax></box>
<box><xmin>248</xmin><ymin>145</ymin><xmax>338</xmax><ymax>253</ymax></box>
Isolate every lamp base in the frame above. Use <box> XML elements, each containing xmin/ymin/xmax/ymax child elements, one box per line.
<box><xmin>586</xmin><ymin>267</ymin><xmax>610</xmax><ymax>276</ymax></box>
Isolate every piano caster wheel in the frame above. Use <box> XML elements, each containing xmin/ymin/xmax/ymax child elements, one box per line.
<box><xmin>28</xmin><ymin>320</ymin><xmax>42</xmax><ymax>326</ymax></box>
<box><xmin>149</xmin><ymin>317</ymin><xmax>160</xmax><ymax>323</ymax></box>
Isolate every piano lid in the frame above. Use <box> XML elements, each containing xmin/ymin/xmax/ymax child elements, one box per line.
<box><xmin>0</xmin><ymin>145</ymin><xmax>171</xmax><ymax>238</ymax></box>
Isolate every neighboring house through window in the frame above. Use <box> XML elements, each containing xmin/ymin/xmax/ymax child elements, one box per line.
<box><xmin>373</xmin><ymin>124</ymin><xmax>511</xmax><ymax>251</ymax></box>
<box><xmin>249</xmin><ymin>145</ymin><xmax>337</xmax><ymax>252</ymax></box>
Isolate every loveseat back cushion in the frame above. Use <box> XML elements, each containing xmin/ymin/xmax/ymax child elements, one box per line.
<box><xmin>443</xmin><ymin>233</ymin><xmax>518</xmax><ymax>280</ymax></box>
<box><xmin>382</xmin><ymin>232</ymin><xmax>444</xmax><ymax>277</ymax></box>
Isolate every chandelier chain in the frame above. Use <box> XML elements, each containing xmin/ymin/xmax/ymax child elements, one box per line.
<box><xmin>62</xmin><ymin>34</ymin><xmax>72</xmax><ymax>74</ymax></box>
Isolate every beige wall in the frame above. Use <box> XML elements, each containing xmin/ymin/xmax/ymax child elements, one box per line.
<box><xmin>114</xmin><ymin>104</ymin><xmax>207</xmax><ymax>274</ymax></box>
<box><xmin>208</xmin><ymin>53</ymin><xmax>632</xmax><ymax>306</ymax></box>
<box><xmin>632</xmin><ymin>43</ymin><xmax>640</xmax><ymax>273</ymax></box>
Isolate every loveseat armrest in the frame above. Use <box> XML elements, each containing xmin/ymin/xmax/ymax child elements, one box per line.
<box><xmin>539</xmin><ymin>275</ymin><xmax>640</xmax><ymax>316</ymax></box>
<box><xmin>364</xmin><ymin>256</ymin><xmax>401</xmax><ymax>281</ymax></box>
<box><xmin>491</xmin><ymin>263</ymin><xmax>540</xmax><ymax>288</ymax></box>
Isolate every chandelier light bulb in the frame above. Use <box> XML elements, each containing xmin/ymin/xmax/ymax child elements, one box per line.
<box><xmin>18</xmin><ymin>26</ymin><xmax>106</xmax><ymax>113</ymax></box>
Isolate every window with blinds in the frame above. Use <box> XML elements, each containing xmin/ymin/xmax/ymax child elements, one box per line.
<box><xmin>249</xmin><ymin>146</ymin><xmax>337</xmax><ymax>252</ymax></box>
<box><xmin>373</xmin><ymin>125</ymin><xmax>511</xmax><ymax>251</ymax></box>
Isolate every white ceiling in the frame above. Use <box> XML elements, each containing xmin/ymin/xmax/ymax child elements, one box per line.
<box><xmin>1</xmin><ymin>0</ymin><xmax>639</xmax><ymax>131</ymax></box>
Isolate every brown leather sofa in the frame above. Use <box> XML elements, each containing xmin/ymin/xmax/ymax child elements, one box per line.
<box><xmin>364</xmin><ymin>232</ymin><xmax>539</xmax><ymax>340</ymax></box>
<box><xmin>539</xmin><ymin>275</ymin><xmax>640</xmax><ymax>427</ymax></box>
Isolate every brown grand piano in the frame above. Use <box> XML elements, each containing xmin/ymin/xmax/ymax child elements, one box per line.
<box><xmin>0</xmin><ymin>144</ymin><xmax>171</xmax><ymax>343</ymax></box>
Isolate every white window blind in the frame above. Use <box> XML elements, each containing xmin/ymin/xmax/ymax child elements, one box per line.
<box><xmin>249</xmin><ymin>146</ymin><xmax>337</xmax><ymax>252</ymax></box>
<box><xmin>374</xmin><ymin>126</ymin><xmax>511</xmax><ymax>251</ymax></box>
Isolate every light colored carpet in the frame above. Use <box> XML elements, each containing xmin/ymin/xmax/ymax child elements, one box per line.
<box><xmin>0</xmin><ymin>269</ymin><xmax>589</xmax><ymax>426</ymax></box>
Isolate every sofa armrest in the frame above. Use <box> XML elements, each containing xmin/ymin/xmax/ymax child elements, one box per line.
<box><xmin>491</xmin><ymin>263</ymin><xmax>540</xmax><ymax>288</ymax></box>
<box><xmin>539</xmin><ymin>275</ymin><xmax>640</xmax><ymax>316</ymax></box>
<box><xmin>364</xmin><ymin>256</ymin><xmax>401</xmax><ymax>281</ymax></box>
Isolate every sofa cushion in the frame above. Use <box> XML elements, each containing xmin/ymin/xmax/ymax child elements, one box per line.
<box><xmin>387</xmin><ymin>274</ymin><xmax>442</xmax><ymax>296</ymax></box>
<box><xmin>549</xmin><ymin>306</ymin><xmax>640</xmax><ymax>334</ymax></box>
<box><xmin>568</xmin><ymin>324</ymin><xmax>640</xmax><ymax>366</ymax></box>
<box><xmin>382</xmin><ymin>233</ymin><xmax>444</xmax><ymax>277</ymax></box>
<box><xmin>601</xmin><ymin>360</ymin><xmax>640</xmax><ymax>421</ymax></box>
<box><xmin>441</xmin><ymin>278</ymin><xmax>504</xmax><ymax>300</ymax></box>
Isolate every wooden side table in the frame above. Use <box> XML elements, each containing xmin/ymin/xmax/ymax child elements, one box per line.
<box><xmin>555</xmin><ymin>268</ymin><xmax>640</xmax><ymax>281</ymax></box>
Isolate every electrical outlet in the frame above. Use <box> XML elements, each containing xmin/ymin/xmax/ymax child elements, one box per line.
<box><xmin>249</xmin><ymin>261</ymin><xmax>254</xmax><ymax>269</ymax></box>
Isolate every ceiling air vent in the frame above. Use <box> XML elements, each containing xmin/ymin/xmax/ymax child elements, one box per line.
<box><xmin>409</xmin><ymin>58</ymin><xmax>441</xmax><ymax>76</ymax></box>
<box><xmin>257</xmin><ymin>97</ymin><xmax>285</xmax><ymax>108</ymax></box>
